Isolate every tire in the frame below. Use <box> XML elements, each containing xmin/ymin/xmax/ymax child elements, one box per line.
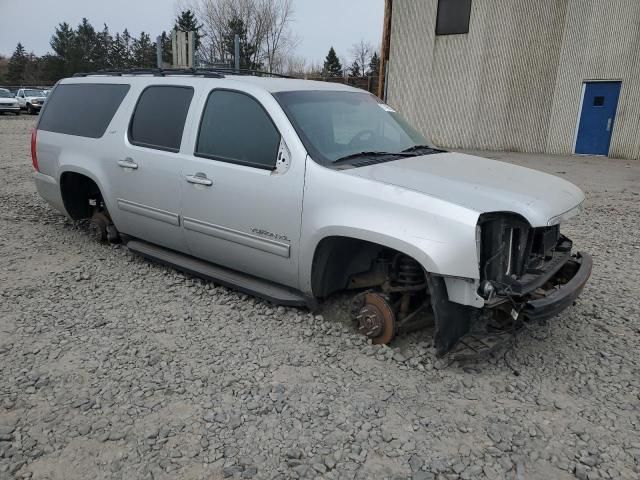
<box><xmin>15</xmin><ymin>111</ymin><xmax>20</xmax><ymax>116</ymax></box>
<box><xmin>27</xmin><ymin>104</ymin><xmax>34</xmax><ymax>115</ymax></box>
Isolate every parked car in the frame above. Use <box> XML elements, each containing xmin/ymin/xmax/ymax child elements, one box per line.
<box><xmin>0</xmin><ymin>88</ymin><xmax>20</xmax><ymax>115</ymax></box>
<box><xmin>32</xmin><ymin>71</ymin><xmax>591</xmax><ymax>355</ymax></box>
<box><xmin>16</xmin><ymin>88</ymin><xmax>47</xmax><ymax>114</ymax></box>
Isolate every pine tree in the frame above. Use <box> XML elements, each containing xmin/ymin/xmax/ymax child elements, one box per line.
<box><xmin>94</xmin><ymin>24</ymin><xmax>113</xmax><ymax>70</ymax></box>
<box><xmin>348</xmin><ymin>60</ymin><xmax>361</xmax><ymax>78</ymax></box>
<box><xmin>75</xmin><ymin>18</ymin><xmax>97</xmax><ymax>72</ymax></box>
<box><xmin>368</xmin><ymin>52</ymin><xmax>380</xmax><ymax>77</ymax></box>
<box><xmin>224</xmin><ymin>17</ymin><xmax>260</xmax><ymax>70</ymax></box>
<box><xmin>132</xmin><ymin>32</ymin><xmax>157</xmax><ymax>68</ymax></box>
<box><xmin>323</xmin><ymin>47</ymin><xmax>342</xmax><ymax>77</ymax></box>
<box><xmin>174</xmin><ymin>10</ymin><xmax>203</xmax><ymax>52</ymax></box>
<box><xmin>7</xmin><ymin>43</ymin><xmax>27</xmax><ymax>84</ymax></box>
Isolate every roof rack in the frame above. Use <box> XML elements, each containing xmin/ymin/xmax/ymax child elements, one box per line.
<box><xmin>72</xmin><ymin>67</ymin><xmax>294</xmax><ymax>80</ymax></box>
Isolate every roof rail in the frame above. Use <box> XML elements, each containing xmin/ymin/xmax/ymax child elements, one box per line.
<box><xmin>72</xmin><ymin>67</ymin><xmax>295</xmax><ymax>80</ymax></box>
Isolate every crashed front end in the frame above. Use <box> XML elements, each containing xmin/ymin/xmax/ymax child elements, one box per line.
<box><xmin>433</xmin><ymin>212</ymin><xmax>592</xmax><ymax>357</ymax></box>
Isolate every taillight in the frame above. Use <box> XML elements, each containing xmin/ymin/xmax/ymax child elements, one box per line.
<box><xmin>31</xmin><ymin>128</ymin><xmax>39</xmax><ymax>171</ymax></box>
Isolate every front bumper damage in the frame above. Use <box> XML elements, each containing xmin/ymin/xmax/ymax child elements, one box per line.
<box><xmin>431</xmin><ymin>251</ymin><xmax>592</xmax><ymax>357</ymax></box>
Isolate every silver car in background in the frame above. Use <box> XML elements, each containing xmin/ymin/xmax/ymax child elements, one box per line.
<box><xmin>0</xmin><ymin>88</ymin><xmax>20</xmax><ymax>115</ymax></box>
<box><xmin>31</xmin><ymin>70</ymin><xmax>591</xmax><ymax>356</ymax></box>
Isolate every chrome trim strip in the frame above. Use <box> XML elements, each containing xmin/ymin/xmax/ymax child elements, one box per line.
<box><xmin>117</xmin><ymin>199</ymin><xmax>180</xmax><ymax>226</ymax></box>
<box><xmin>183</xmin><ymin>217</ymin><xmax>290</xmax><ymax>258</ymax></box>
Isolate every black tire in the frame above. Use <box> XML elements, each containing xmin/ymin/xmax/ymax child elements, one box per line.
<box><xmin>27</xmin><ymin>104</ymin><xmax>34</xmax><ymax>115</ymax></box>
<box><xmin>88</xmin><ymin>212</ymin><xmax>110</xmax><ymax>243</ymax></box>
<box><xmin>15</xmin><ymin>111</ymin><xmax>20</xmax><ymax>116</ymax></box>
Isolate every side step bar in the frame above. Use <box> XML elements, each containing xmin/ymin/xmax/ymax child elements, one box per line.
<box><xmin>126</xmin><ymin>240</ymin><xmax>310</xmax><ymax>307</ymax></box>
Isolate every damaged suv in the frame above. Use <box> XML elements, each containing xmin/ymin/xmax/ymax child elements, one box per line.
<box><xmin>33</xmin><ymin>70</ymin><xmax>591</xmax><ymax>356</ymax></box>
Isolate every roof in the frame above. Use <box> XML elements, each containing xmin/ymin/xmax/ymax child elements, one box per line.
<box><xmin>66</xmin><ymin>68</ymin><xmax>360</xmax><ymax>94</ymax></box>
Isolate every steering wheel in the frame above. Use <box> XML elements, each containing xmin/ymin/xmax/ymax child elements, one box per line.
<box><xmin>348</xmin><ymin>129</ymin><xmax>376</xmax><ymax>149</ymax></box>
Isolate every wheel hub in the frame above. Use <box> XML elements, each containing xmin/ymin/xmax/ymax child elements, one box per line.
<box><xmin>352</xmin><ymin>293</ymin><xmax>396</xmax><ymax>345</ymax></box>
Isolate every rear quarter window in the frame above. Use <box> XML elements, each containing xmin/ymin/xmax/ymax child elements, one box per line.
<box><xmin>38</xmin><ymin>83</ymin><xmax>130</xmax><ymax>138</ymax></box>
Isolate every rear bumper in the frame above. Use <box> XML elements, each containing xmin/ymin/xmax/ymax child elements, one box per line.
<box><xmin>522</xmin><ymin>252</ymin><xmax>592</xmax><ymax>322</ymax></box>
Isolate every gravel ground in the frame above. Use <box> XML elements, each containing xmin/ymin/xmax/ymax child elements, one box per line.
<box><xmin>1</xmin><ymin>114</ymin><xmax>639</xmax><ymax>480</ymax></box>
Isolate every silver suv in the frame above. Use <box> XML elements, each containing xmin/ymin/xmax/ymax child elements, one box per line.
<box><xmin>33</xmin><ymin>70</ymin><xmax>591</xmax><ymax>356</ymax></box>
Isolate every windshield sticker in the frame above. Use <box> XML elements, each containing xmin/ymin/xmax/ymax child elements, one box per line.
<box><xmin>379</xmin><ymin>103</ymin><xmax>396</xmax><ymax>113</ymax></box>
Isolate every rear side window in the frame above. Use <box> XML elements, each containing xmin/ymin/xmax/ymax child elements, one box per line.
<box><xmin>129</xmin><ymin>86</ymin><xmax>194</xmax><ymax>152</ymax></box>
<box><xmin>38</xmin><ymin>83</ymin><xmax>130</xmax><ymax>138</ymax></box>
<box><xmin>196</xmin><ymin>90</ymin><xmax>281</xmax><ymax>170</ymax></box>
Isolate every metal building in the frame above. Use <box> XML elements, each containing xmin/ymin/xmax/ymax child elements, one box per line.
<box><xmin>379</xmin><ymin>0</ymin><xmax>640</xmax><ymax>159</ymax></box>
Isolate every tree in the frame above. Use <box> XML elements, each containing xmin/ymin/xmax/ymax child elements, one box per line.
<box><xmin>349</xmin><ymin>39</ymin><xmax>373</xmax><ymax>77</ymax></box>
<box><xmin>75</xmin><ymin>18</ymin><xmax>98</xmax><ymax>72</ymax></box>
<box><xmin>132</xmin><ymin>32</ymin><xmax>157</xmax><ymax>68</ymax></box>
<box><xmin>50</xmin><ymin>22</ymin><xmax>77</xmax><ymax>76</ymax></box>
<box><xmin>348</xmin><ymin>60</ymin><xmax>361</xmax><ymax>78</ymax></box>
<box><xmin>224</xmin><ymin>16</ymin><xmax>260</xmax><ymax>69</ymax></box>
<box><xmin>323</xmin><ymin>47</ymin><xmax>342</xmax><ymax>77</ymax></box>
<box><xmin>7</xmin><ymin>43</ymin><xmax>28</xmax><ymax>84</ymax></box>
<box><xmin>195</xmin><ymin>0</ymin><xmax>297</xmax><ymax>69</ymax></box>
<box><xmin>368</xmin><ymin>51</ymin><xmax>380</xmax><ymax>77</ymax></box>
<box><xmin>174</xmin><ymin>10</ymin><xmax>203</xmax><ymax>52</ymax></box>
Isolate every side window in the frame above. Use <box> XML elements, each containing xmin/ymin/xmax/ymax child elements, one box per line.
<box><xmin>38</xmin><ymin>83</ymin><xmax>130</xmax><ymax>138</ymax></box>
<box><xmin>196</xmin><ymin>90</ymin><xmax>281</xmax><ymax>170</ymax></box>
<box><xmin>129</xmin><ymin>85</ymin><xmax>194</xmax><ymax>152</ymax></box>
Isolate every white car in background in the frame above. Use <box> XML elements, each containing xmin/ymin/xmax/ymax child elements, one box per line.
<box><xmin>15</xmin><ymin>88</ymin><xmax>47</xmax><ymax>114</ymax></box>
<box><xmin>0</xmin><ymin>88</ymin><xmax>20</xmax><ymax>115</ymax></box>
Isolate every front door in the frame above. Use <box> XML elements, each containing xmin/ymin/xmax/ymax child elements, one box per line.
<box><xmin>180</xmin><ymin>88</ymin><xmax>305</xmax><ymax>289</ymax></box>
<box><xmin>575</xmin><ymin>81</ymin><xmax>621</xmax><ymax>156</ymax></box>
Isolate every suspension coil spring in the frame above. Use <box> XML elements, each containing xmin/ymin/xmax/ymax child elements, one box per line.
<box><xmin>395</xmin><ymin>255</ymin><xmax>425</xmax><ymax>286</ymax></box>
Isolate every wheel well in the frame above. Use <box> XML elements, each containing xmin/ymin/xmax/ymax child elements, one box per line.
<box><xmin>311</xmin><ymin>236</ymin><xmax>421</xmax><ymax>298</ymax></box>
<box><xmin>59</xmin><ymin>172</ymin><xmax>102</xmax><ymax>220</ymax></box>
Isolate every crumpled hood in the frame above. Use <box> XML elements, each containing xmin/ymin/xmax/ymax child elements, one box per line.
<box><xmin>343</xmin><ymin>152</ymin><xmax>585</xmax><ymax>227</ymax></box>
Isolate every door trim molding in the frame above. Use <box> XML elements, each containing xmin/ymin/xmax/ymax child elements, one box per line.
<box><xmin>183</xmin><ymin>217</ymin><xmax>291</xmax><ymax>258</ymax></box>
<box><xmin>117</xmin><ymin>199</ymin><xmax>181</xmax><ymax>226</ymax></box>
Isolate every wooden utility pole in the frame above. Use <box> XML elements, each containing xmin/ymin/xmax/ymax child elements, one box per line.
<box><xmin>378</xmin><ymin>0</ymin><xmax>393</xmax><ymax>100</ymax></box>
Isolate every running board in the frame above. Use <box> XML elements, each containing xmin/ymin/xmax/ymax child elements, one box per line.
<box><xmin>126</xmin><ymin>240</ymin><xmax>309</xmax><ymax>307</ymax></box>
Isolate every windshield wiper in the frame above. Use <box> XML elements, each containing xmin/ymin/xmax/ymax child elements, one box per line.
<box><xmin>333</xmin><ymin>151</ymin><xmax>415</xmax><ymax>165</ymax></box>
<box><xmin>400</xmin><ymin>144</ymin><xmax>444</xmax><ymax>154</ymax></box>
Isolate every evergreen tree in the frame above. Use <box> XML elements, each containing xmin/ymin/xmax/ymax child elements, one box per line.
<box><xmin>323</xmin><ymin>47</ymin><xmax>342</xmax><ymax>77</ymax></box>
<box><xmin>224</xmin><ymin>17</ymin><xmax>260</xmax><ymax>70</ymax></box>
<box><xmin>132</xmin><ymin>32</ymin><xmax>157</xmax><ymax>68</ymax></box>
<box><xmin>75</xmin><ymin>18</ymin><xmax>98</xmax><ymax>71</ymax></box>
<box><xmin>50</xmin><ymin>22</ymin><xmax>78</xmax><ymax>77</ymax></box>
<box><xmin>174</xmin><ymin>10</ymin><xmax>203</xmax><ymax>52</ymax></box>
<box><xmin>94</xmin><ymin>24</ymin><xmax>113</xmax><ymax>69</ymax></box>
<box><xmin>368</xmin><ymin>52</ymin><xmax>380</xmax><ymax>77</ymax></box>
<box><xmin>159</xmin><ymin>31</ymin><xmax>173</xmax><ymax>66</ymax></box>
<box><xmin>348</xmin><ymin>60</ymin><xmax>361</xmax><ymax>78</ymax></box>
<box><xmin>7</xmin><ymin>43</ymin><xmax>28</xmax><ymax>84</ymax></box>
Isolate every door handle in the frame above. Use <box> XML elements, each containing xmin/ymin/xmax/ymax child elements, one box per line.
<box><xmin>185</xmin><ymin>174</ymin><xmax>213</xmax><ymax>186</ymax></box>
<box><xmin>606</xmin><ymin>118</ymin><xmax>612</xmax><ymax>132</ymax></box>
<box><xmin>117</xmin><ymin>158</ymin><xmax>138</xmax><ymax>170</ymax></box>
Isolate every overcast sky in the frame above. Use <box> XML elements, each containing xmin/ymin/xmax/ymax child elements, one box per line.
<box><xmin>0</xmin><ymin>0</ymin><xmax>384</xmax><ymax>64</ymax></box>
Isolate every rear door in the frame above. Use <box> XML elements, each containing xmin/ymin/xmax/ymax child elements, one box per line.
<box><xmin>179</xmin><ymin>88</ymin><xmax>306</xmax><ymax>289</ymax></box>
<box><xmin>108</xmin><ymin>84</ymin><xmax>194</xmax><ymax>253</ymax></box>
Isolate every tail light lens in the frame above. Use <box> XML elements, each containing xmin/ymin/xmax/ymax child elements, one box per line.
<box><xmin>31</xmin><ymin>128</ymin><xmax>39</xmax><ymax>171</ymax></box>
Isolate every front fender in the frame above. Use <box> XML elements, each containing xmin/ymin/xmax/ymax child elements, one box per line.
<box><xmin>299</xmin><ymin>161</ymin><xmax>482</xmax><ymax>295</ymax></box>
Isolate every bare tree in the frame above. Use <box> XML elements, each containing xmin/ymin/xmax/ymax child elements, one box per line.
<box><xmin>193</xmin><ymin>0</ymin><xmax>297</xmax><ymax>71</ymax></box>
<box><xmin>349</xmin><ymin>39</ymin><xmax>373</xmax><ymax>77</ymax></box>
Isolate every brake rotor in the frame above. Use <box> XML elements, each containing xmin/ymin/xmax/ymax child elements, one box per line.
<box><xmin>353</xmin><ymin>293</ymin><xmax>396</xmax><ymax>345</ymax></box>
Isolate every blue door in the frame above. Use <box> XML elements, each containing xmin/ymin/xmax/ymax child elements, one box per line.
<box><xmin>575</xmin><ymin>81</ymin><xmax>621</xmax><ymax>156</ymax></box>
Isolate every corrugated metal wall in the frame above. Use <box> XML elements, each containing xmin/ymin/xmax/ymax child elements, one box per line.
<box><xmin>387</xmin><ymin>0</ymin><xmax>640</xmax><ymax>159</ymax></box>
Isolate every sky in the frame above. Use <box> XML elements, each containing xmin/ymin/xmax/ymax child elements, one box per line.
<box><xmin>0</xmin><ymin>0</ymin><xmax>384</xmax><ymax>65</ymax></box>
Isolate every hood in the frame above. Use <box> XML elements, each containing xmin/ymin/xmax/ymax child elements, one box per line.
<box><xmin>27</xmin><ymin>96</ymin><xmax>46</xmax><ymax>102</ymax></box>
<box><xmin>0</xmin><ymin>98</ymin><xmax>18</xmax><ymax>104</ymax></box>
<box><xmin>343</xmin><ymin>152</ymin><xmax>585</xmax><ymax>227</ymax></box>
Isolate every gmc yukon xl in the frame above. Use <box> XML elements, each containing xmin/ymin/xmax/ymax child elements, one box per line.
<box><xmin>32</xmin><ymin>69</ymin><xmax>592</xmax><ymax>356</ymax></box>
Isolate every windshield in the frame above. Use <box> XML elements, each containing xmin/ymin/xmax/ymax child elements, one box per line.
<box><xmin>0</xmin><ymin>90</ymin><xmax>13</xmax><ymax>98</ymax></box>
<box><xmin>274</xmin><ymin>90</ymin><xmax>432</xmax><ymax>166</ymax></box>
<box><xmin>24</xmin><ymin>89</ymin><xmax>44</xmax><ymax>97</ymax></box>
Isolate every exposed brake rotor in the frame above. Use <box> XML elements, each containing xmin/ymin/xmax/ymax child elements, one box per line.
<box><xmin>352</xmin><ymin>292</ymin><xmax>396</xmax><ymax>345</ymax></box>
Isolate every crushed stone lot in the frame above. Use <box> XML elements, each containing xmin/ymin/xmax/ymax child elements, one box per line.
<box><xmin>1</xmin><ymin>114</ymin><xmax>639</xmax><ymax>480</ymax></box>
